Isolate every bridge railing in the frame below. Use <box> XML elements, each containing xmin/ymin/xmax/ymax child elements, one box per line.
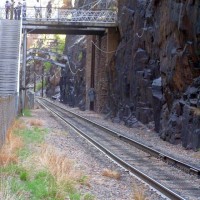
<box><xmin>0</xmin><ymin>7</ymin><xmax>117</xmax><ymax>24</ymax></box>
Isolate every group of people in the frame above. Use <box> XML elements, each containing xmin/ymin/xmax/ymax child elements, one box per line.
<box><xmin>5</xmin><ymin>0</ymin><xmax>52</xmax><ymax>20</ymax></box>
<box><xmin>5</xmin><ymin>0</ymin><xmax>26</xmax><ymax>20</ymax></box>
<box><xmin>34</xmin><ymin>0</ymin><xmax>52</xmax><ymax>20</ymax></box>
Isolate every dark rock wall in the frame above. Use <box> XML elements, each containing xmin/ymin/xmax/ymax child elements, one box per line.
<box><xmin>63</xmin><ymin>0</ymin><xmax>200</xmax><ymax>150</ymax></box>
<box><xmin>61</xmin><ymin>35</ymin><xmax>86</xmax><ymax>109</ymax></box>
<box><xmin>111</xmin><ymin>0</ymin><xmax>161</xmax><ymax>127</ymax></box>
<box><xmin>112</xmin><ymin>0</ymin><xmax>200</xmax><ymax>149</ymax></box>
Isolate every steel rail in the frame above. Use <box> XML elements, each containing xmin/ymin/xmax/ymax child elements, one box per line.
<box><xmin>37</xmin><ymin>98</ymin><xmax>186</xmax><ymax>200</ymax></box>
<box><xmin>41</xmin><ymin>98</ymin><xmax>200</xmax><ymax>177</ymax></box>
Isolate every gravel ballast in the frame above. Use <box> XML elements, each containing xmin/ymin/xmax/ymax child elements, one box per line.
<box><xmin>29</xmin><ymin>105</ymin><xmax>166</xmax><ymax>200</ymax></box>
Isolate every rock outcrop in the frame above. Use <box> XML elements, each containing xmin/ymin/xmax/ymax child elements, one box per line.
<box><xmin>115</xmin><ymin>0</ymin><xmax>200</xmax><ymax>150</ymax></box>
<box><xmin>62</xmin><ymin>0</ymin><xmax>200</xmax><ymax>150</ymax></box>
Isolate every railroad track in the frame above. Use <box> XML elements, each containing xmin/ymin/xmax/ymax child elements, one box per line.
<box><xmin>37</xmin><ymin>98</ymin><xmax>200</xmax><ymax>200</ymax></box>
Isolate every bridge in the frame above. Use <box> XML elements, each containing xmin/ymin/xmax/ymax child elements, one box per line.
<box><xmin>0</xmin><ymin>6</ymin><xmax>119</xmax><ymax>111</ymax></box>
<box><xmin>0</xmin><ymin>7</ymin><xmax>118</xmax><ymax>35</ymax></box>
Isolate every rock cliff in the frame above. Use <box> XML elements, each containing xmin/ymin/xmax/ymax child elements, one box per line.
<box><xmin>62</xmin><ymin>0</ymin><xmax>200</xmax><ymax>150</ymax></box>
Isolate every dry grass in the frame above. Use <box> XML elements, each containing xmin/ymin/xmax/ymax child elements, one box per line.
<box><xmin>0</xmin><ymin>181</ymin><xmax>16</xmax><ymax>200</ymax></box>
<box><xmin>193</xmin><ymin>152</ymin><xmax>200</xmax><ymax>159</ymax></box>
<box><xmin>0</xmin><ymin>121</ymin><xmax>23</xmax><ymax>166</ymax></box>
<box><xmin>191</xmin><ymin>107</ymin><xmax>200</xmax><ymax>116</ymax></box>
<box><xmin>102</xmin><ymin>168</ymin><xmax>121</xmax><ymax>180</ymax></box>
<box><xmin>12</xmin><ymin>120</ymin><xmax>26</xmax><ymax>130</ymax></box>
<box><xmin>29</xmin><ymin>119</ymin><xmax>44</xmax><ymax>126</ymax></box>
<box><xmin>35</xmin><ymin>145</ymin><xmax>81</xmax><ymax>184</ymax></box>
<box><xmin>132</xmin><ymin>184</ymin><xmax>146</xmax><ymax>200</ymax></box>
<box><xmin>0</xmin><ymin>176</ymin><xmax>25</xmax><ymax>200</ymax></box>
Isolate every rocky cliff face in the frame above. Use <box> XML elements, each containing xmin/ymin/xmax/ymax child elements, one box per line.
<box><xmin>61</xmin><ymin>35</ymin><xmax>86</xmax><ymax>109</ymax></box>
<box><xmin>63</xmin><ymin>0</ymin><xmax>200</xmax><ymax>150</ymax></box>
<box><xmin>115</xmin><ymin>0</ymin><xmax>200</xmax><ymax>149</ymax></box>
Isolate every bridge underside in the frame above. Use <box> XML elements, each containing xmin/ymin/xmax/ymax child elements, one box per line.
<box><xmin>23</xmin><ymin>25</ymin><xmax>106</xmax><ymax>35</ymax></box>
<box><xmin>22</xmin><ymin>21</ymin><xmax>116</xmax><ymax>35</ymax></box>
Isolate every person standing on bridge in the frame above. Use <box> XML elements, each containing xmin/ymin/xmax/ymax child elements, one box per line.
<box><xmin>5</xmin><ymin>1</ymin><xmax>11</xmax><ymax>19</ymax></box>
<box><xmin>16</xmin><ymin>2</ymin><xmax>21</xmax><ymax>20</ymax></box>
<box><xmin>10</xmin><ymin>0</ymin><xmax>15</xmax><ymax>20</ymax></box>
<box><xmin>46</xmin><ymin>1</ymin><xmax>52</xmax><ymax>20</ymax></box>
<box><xmin>13</xmin><ymin>1</ymin><xmax>17</xmax><ymax>20</ymax></box>
<box><xmin>34</xmin><ymin>0</ymin><xmax>41</xmax><ymax>20</ymax></box>
<box><xmin>22</xmin><ymin>0</ymin><xmax>26</xmax><ymax>20</ymax></box>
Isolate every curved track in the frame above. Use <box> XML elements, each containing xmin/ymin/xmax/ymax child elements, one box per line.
<box><xmin>37</xmin><ymin>98</ymin><xmax>200</xmax><ymax>200</ymax></box>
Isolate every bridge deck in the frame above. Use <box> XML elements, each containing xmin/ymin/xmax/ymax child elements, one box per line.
<box><xmin>1</xmin><ymin>7</ymin><xmax>118</xmax><ymax>35</ymax></box>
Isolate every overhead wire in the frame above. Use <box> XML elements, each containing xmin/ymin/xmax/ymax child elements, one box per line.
<box><xmin>91</xmin><ymin>40</ymin><xmax>117</xmax><ymax>54</ymax></box>
<box><xmin>65</xmin><ymin>55</ymin><xmax>83</xmax><ymax>75</ymax></box>
<box><xmin>76</xmin><ymin>0</ymin><xmax>101</xmax><ymax>9</ymax></box>
<box><xmin>91</xmin><ymin>37</ymin><xmax>133</xmax><ymax>54</ymax></box>
<box><xmin>28</xmin><ymin>49</ymin><xmax>84</xmax><ymax>75</ymax></box>
<box><xmin>136</xmin><ymin>20</ymin><xmax>147</xmax><ymax>38</ymax></box>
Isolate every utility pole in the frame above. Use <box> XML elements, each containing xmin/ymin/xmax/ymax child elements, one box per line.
<box><xmin>91</xmin><ymin>35</ymin><xmax>96</xmax><ymax>89</ymax></box>
<box><xmin>22</xmin><ymin>29</ymin><xmax>27</xmax><ymax>113</ymax></box>
<box><xmin>41</xmin><ymin>65</ymin><xmax>44</xmax><ymax>97</ymax></box>
<box><xmin>34</xmin><ymin>61</ymin><xmax>36</xmax><ymax>92</ymax></box>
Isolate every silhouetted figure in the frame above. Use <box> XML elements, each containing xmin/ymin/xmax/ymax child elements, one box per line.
<box><xmin>22</xmin><ymin>0</ymin><xmax>26</xmax><ymax>20</ymax></box>
<box><xmin>46</xmin><ymin>1</ymin><xmax>52</xmax><ymax>20</ymax></box>
<box><xmin>34</xmin><ymin>0</ymin><xmax>41</xmax><ymax>20</ymax></box>
<box><xmin>88</xmin><ymin>88</ymin><xmax>95</xmax><ymax>110</ymax></box>
<box><xmin>10</xmin><ymin>0</ymin><xmax>15</xmax><ymax>19</ymax></box>
<box><xmin>5</xmin><ymin>1</ymin><xmax>11</xmax><ymax>19</ymax></box>
<box><xmin>16</xmin><ymin>2</ymin><xmax>21</xmax><ymax>20</ymax></box>
<box><xmin>14</xmin><ymin>2</ymin><xmax>17</xmax><ymax>19</ymax></box>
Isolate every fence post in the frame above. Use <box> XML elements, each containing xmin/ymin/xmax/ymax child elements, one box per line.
<box><xmin>57</xmin><ymin>7</ymin><xmax>59</xmax><ymax>22</ymax></box>
<box><xmin>22</xmin><ymin>28</ymin><xmax>27</xmax><ymax>113</ymax></box>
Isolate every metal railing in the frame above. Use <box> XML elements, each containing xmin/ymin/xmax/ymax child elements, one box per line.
<box><xmin>0</xmin><ymin>95</ymin><xmax>16</xmax><ymax>148</ymax></box>
<box><xmin>0</xmin><ymin>19</ymin><xmax>21</xmax><ymax>95</ymax></box>
<box><xmin>0</xmin><ymin>7</ymin><xmax>117</xmax><ymax>24</ymax></box>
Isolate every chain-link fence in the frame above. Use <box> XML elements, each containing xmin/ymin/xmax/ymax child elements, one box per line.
<box><xmin>0</xmin><ymin>95</ymin><xmax>17</xmax><ymax>148</ymax></box>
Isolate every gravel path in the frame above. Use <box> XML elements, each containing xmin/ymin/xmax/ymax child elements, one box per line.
<box><xmin>30</xmin><ymin>105</ymin><xmax>166</xmax><ymax>200</ymax></box>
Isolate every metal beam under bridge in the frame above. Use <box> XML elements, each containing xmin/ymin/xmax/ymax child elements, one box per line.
<box><xmin>23</xmin><ymin>23</ymin><xmax>107</xmax><ymax>35</ymax></box>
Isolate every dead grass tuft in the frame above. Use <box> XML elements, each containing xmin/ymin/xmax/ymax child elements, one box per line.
<box><xmin>132</xmin><ymin>184</ymin><xmax>146</xmax><ymax>200</ymax></box>
<box><xmin>102</xmin><ymin>168</ymin><xmax>121</xmax><ymax>180</ymax></box>
<box><xmin>0</xmin><ymin>176</ymin><xmax>25</xmax><ymax>200</ymax></box>
<box><xmin>29</xmin><ymin>119</ymin><xmax>43</xmax><ymax>127</ymax></box>
<box><xmin>0</xmin><ymin>121</ymin><xmax>23</xmax><ymax>166</ymax></box>
<box><xmin>193</xmin><ymin>151</ymin><xmax>200</xmax><ymax>158</ymax></box>
<box><xmin>36</xmin><ymin>145</ymin><xmax>81</xmax><ymax>184</ymax></box>
<box><xmin>191</xmin><ymin>107</ymin><xmax>200</xmax><ymax>116</ymax></box>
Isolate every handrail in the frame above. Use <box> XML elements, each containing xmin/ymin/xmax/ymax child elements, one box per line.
<box><xmin>0</xmin><ymin>7</ymin><xmax>117</xmax><ymax>24</ymax></box>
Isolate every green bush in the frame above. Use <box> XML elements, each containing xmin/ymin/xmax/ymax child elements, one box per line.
<box><xmin>36</xmin><ymin>80</ymin><xmax>46</xmax><ymax>91</ymax></box>
<box><xmin>44</xmin><ymin>62</ymin><xmax>52</xmax><ymax>72</ymax></box>
<box><xmin>78</xmin><ymin>52</ymin><xmax>83</xmax><ymax>61</ymax></box>
<box><xmin>23</xmin><ymin>109</ymin><xmax>31</xmax><ymax>117</ymax></box>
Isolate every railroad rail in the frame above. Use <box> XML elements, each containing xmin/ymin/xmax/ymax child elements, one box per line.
<box><xmin>37</xmin><ymin>98</ymin><xmax>200</xmax><ymax>200</ymax></box>
<box><xmin>39</xmin><ymin>98</ymin><xmax>200</xmax><ymax>177</ymax></box>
